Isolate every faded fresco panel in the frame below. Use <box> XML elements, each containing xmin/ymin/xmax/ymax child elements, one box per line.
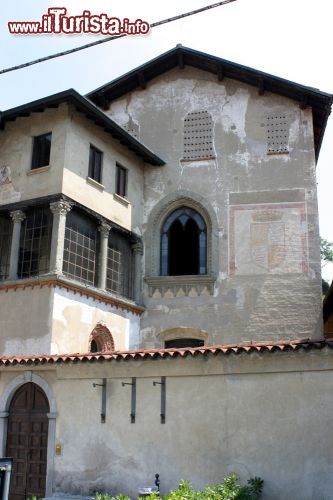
<box><xmin>229</xmin><ymin>202</ymin><xmax>307</xmax><ymax>275</ymax></box>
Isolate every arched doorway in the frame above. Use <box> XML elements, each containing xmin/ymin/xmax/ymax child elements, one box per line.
<box><xmin>6</xmin><ymin>382</ymin><xmax>49</xmax><ymax>500</ymax></box>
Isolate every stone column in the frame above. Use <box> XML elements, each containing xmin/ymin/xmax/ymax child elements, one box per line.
<box><xmin>8</xmin><ymin>210</ymin><xmax>26</xmax><ymax>280</ymax></box>
<box><xmin>98</xmin><ymin>222</ymin><xmax>111</xmax><ymax>290</ymax></box>
<box><xmin>49</xmin><ymin>200</ymin><xmax>72</xmax><ymax>275</ymax></box>
<box><xmin>131</xmin><ymin>241</ymin><xmax>143</xmax><ymax>304</ymax></box>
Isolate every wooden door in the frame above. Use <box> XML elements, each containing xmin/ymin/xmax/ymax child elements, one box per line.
<box><xmin>6</xmin><ymin>383</ymin><xmax>49</xmax><ymax>500</ymax></box>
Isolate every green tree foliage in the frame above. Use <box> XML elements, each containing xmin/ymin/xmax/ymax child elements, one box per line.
<box><xmin>320</xmin><ymin>238</ymin><xmax>333</xmax><ymax>266</ymax></box>
<box><xmin>320</xmin><ymin>237</ymin><xmax>333</xmax><ymax>295</ymax></box>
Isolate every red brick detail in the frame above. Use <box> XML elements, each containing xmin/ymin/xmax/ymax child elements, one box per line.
<box><xmin>88</xmin><ymin>323</ymin><xmax>115</xmax><ymax>353</ymax></box>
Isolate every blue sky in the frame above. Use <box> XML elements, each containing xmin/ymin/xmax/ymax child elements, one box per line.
<box><xmin>1</xmin><ymin>0</ymin><xmax>332</xmax><ymax>277</ymax></box>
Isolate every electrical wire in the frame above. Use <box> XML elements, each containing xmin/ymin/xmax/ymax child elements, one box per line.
<box><xmin>0</xmin><ymin>0</ymin><xmax>236</xmax><ymax>75</ymax></box>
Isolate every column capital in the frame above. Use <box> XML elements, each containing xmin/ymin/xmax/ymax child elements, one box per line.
<box><xmin>50</xmin><ymin>200</ymin><xmax>72</xmax><ymax>217</ymax></box>
<box><xmin>131</xmin><ymin>241</ymin><xmax>143</xmax><ymax>255</ymax></box>
<box><xmin>9</xmin><ymin>210</ymin><xmax>25</xmax><ymax>223</ymax></box>
<box><xmin>98</xmin><ymin>222</ymin><xmax>112</xmax><ymax>238</ymax></box>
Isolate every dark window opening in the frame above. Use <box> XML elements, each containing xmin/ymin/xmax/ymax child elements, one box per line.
<box><xmin>0</xmin><ymin>216</ymin><xmax>12</xmax><ymax>280</ymax></box>
<box><xmin>63</xmin><ymin>210</ymin><xmax>97</xmax><ymax>286</ymax></box>
<box><xmin>160</xmin><ymin>207</ymin><xmax>207</xmax><ymax>276</ymax></box>
<box><xmin>31</xmin><ymin>133</ymin><xmax>52</xmax><ymax>170</ymax></box>
<box><xmin>88</xmin><ymin>145</ymin><xmax>103</xmax><ymax>183</ymax></box>
<box><xmin>106</xmin><ymin>231</ymin><xmax>132</xmax><ymax>298</ymax></box>
<box><xmin>18</xmin><ymin>207</ymin><xmax>52</xmax><ymax>278</ymax></box>
<box><xmin>165</xmin><ymin>338</ymin><xmax>204</xmax><ymax>349</ymax></box>
<box><xmin>90</xmin><ymin>339</ymin><xmax>99</xmax><ymax>353</ymax></box>
<box><xmin>115</xmin><ymin>163</ymin><xmax>127</xmax><ymax>198</ymax></box>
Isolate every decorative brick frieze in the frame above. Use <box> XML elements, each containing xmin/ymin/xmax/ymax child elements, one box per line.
<box><xmin>145</xmin><ymin>275</ymin><xmax>215</xmax><ymax>298</ymax></box>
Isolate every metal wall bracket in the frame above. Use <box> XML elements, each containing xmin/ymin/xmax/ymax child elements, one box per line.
<box><xmin>155</xmin><ymin>473</ymin><xmax>160</xmax><ymax>491</ymax></box>
<box><xmin>93</xmin><ymin>378</ymin><xmax>107</xmax><ymax>423</ymax></box>
<box><xmin>153</xmin><ymin>376</ymin><xmax>166</xmax><ymax>424</ymax></box>
<box><xmin>122</xmin><ymin>377</ymin><xmax>136</xmax><ymax>423</ymax></box>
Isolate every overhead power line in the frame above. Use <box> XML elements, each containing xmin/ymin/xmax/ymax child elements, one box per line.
<box><xmin>0</xmin><ymin>0</ymin><xmax>236</xmax><ymax>75</ymax></box>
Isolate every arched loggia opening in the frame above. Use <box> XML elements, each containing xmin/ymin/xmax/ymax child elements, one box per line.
<box><xmin>160</xmin><ymin>207</ymin><xmax>207</xmax><ymax>276</ymax></box>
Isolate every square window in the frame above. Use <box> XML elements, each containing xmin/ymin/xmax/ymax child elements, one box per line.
<box><xmin>115</xmin><ymin>163</ymin><xmax>127</xmax><ymax>198</ymax></box>
<box><xmin>88</xmin><ymin>145</ymin><xmax>103</xmax><ymax>183</ymax></box>
<box><xmin>31</xmin><ymin>133</ymin><xmax>52</xmax><ymax>170</ymax></box>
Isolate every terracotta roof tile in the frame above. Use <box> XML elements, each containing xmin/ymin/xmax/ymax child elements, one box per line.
<box><xmin>0</xmin><ymin>338</ymin><xmax>333</xmax><ymax>367</ymax></box>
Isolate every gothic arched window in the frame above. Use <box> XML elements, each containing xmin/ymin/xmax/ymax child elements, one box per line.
<box><xmin>160</xmin><ymin>207</ymin><xmax>207</xmax><ymax>276</ymax></box>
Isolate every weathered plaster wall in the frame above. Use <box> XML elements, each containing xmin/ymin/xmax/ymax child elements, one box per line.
<box><xmin>108</xmin><ymin>67</ymin><xmax>322</xmax><ymax>345</ymax></box>
<box><xmin>62</xmin><ymin>107</ymin><xmax>146</xmax><ymax>232</ymax></box>
<box><xmin>0</xmin><ymin>287</ymin><xmax>53</xmax><ymax>355</ymax></box>
<box><xmin>1</xmin><ymin>349</ymin><xmax>333</xmax><ymax>500</ymax></box>
<box><xmin>51</xmin><ymin>287</ymin><xmax>140</xmax><ymax>353</ymax></box>
<box><xmin>0</xmin><ymin>105</ymin><xmax>67</xmax><ymax>205</ymax></box>
<box><xmin>0</xmin><ymin>102</ymin><xmax>147</xmax><ymax>233</ymax></box>
<box><xmin>0</xmin><ymin>285</ymin><xmax>140</xmax><ymax>356</ymax></box>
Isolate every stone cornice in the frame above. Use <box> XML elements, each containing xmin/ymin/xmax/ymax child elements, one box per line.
<box><xmin>0</xmin><ymin>274</ymin><xmax>144</xmax><ymax>316</ymax></box>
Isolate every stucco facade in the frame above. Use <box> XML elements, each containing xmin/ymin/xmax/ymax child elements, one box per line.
<box><xmin>0</xmin><ymin>46</ymin><xmax>332</xmax><ymax>499</ymax></box>
<box><xmin>107</xmin><ymin>66</ymin><xmax>323</xmax><ymax>345</ymax></box>
<box><xmin>1</xmin><ymin>345</ymin><xmax>333</xmax><ymax>500</ymax></box>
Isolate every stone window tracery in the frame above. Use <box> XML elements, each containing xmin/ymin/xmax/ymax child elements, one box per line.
<box><xmin>145</xmin><ymin>191</ymin><xmax>219</xmax><ymax>297</ymax></box>
<box><xmin>160</xmin><ymin>207</ymin><xmax>207</xmax><ymax>276</ymax></box>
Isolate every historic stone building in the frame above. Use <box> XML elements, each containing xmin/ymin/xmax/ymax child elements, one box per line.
<box><xmin>0</xmin><ymin>46</ymin><xmax>332</xmax><ymax>500</ymax></box>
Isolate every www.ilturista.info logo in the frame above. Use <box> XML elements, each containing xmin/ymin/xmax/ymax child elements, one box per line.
<box><xmin>8</xmin><ymin>8</ymin><xmax>150</xmax><ymax>35</ymax></box>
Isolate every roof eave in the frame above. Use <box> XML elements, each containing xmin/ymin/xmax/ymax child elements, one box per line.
<box><xmin>86</xmin><ymin>45</ymin><xmax>333</xmax><ymax>162</ymax></box>
<box><xmin>0</xmin><ymin>89</ymin><xmax>165</xmax><ymax>167</ymax></box>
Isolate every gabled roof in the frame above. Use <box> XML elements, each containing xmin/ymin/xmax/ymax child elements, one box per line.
<box><xmin>87</xmin><ymin>45</ymin><xmax>333</xmax><ymax>161</ymax></box>
<box><xmin>0</xmin><ymin>89</ymin><xmax>165</xmax><ymax>166</ymax></box>
<box><xmin>0</xmin><ymin>338</ymin><xmax>331</xmax><ymax>366</ymax></box>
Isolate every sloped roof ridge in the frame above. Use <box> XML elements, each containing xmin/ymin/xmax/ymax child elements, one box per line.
<box><xmin>86</xmin><ymin>45</ymin><xmax>333</xmax><ymax>161</ymax></box>
<box><xmin>87</xmin><ymin>44</ymin><xmax>333</xmax><ymax>100</ymax></box>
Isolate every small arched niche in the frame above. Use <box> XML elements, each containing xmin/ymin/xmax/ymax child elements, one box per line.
<box><xmin>88</xmin><ymin>322</ymin><xmax>115</xmax><ymax>353</ymax></box>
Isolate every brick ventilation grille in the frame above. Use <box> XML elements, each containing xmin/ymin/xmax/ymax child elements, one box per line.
<box><xmin>183</xmin><ymin>111</ymin><xmax>215</xmax><ymax>160</ymax></box>
<box><xmin>267</xmin><ymin>115</ymin><xmax>289</xmax><ymax>154</ymax></box>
